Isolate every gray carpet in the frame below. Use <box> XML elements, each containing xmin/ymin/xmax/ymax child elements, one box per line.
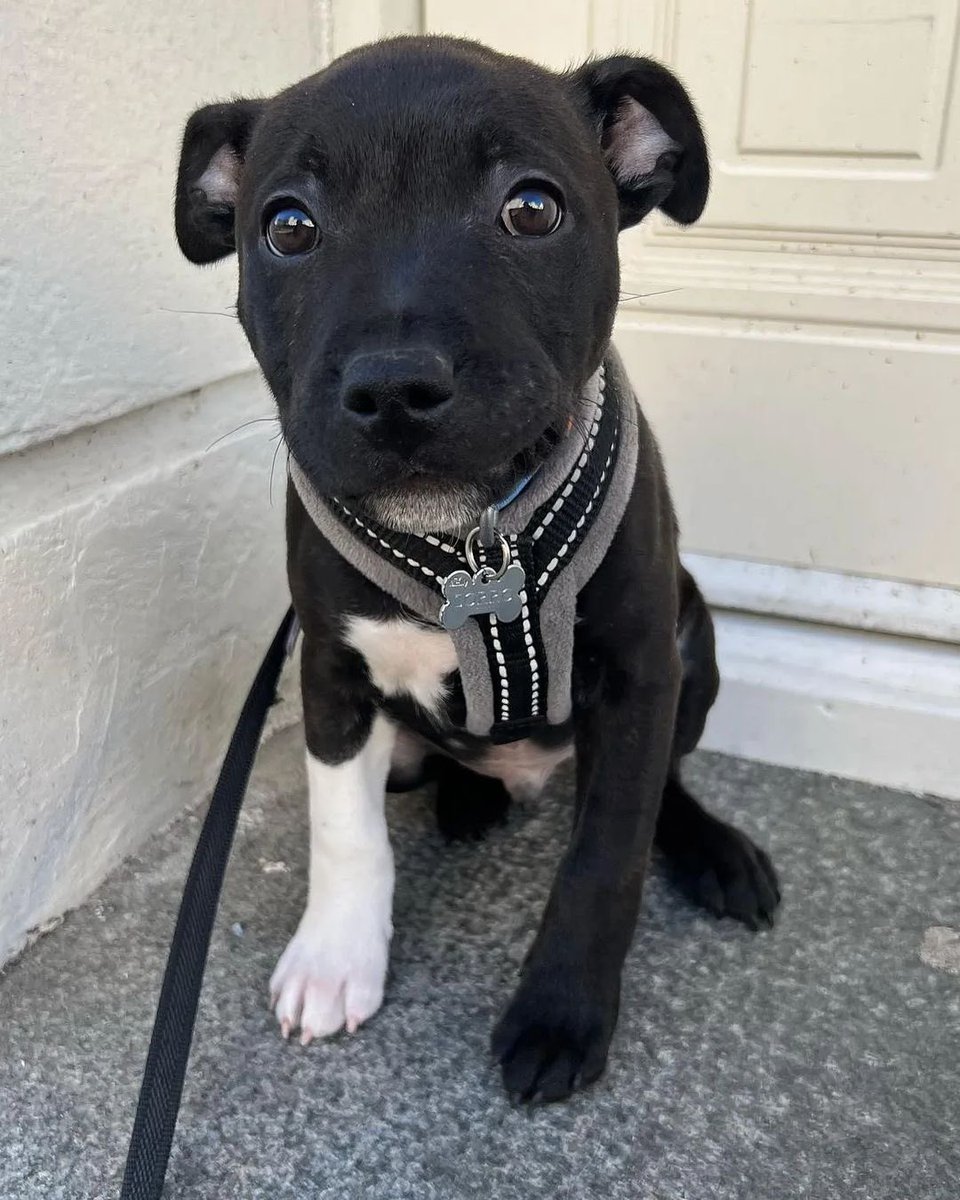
<box><xmin>2</xmin><ymin>725</ymin><xmax>959</xmax><ymax>1200</ymax></box>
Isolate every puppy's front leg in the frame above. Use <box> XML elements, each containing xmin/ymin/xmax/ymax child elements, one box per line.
<box><xmin>493</xmin><ymin>618</ymin><xmax>680</xmax><ymax>1102</ymax></box>
<box><xmin>271</xmin><ymin>636</ymin><xmax>395</xmax><ymax>1044</ymax></box>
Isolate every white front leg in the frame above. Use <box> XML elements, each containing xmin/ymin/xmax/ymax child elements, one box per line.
<box><xmin>270</xmin><ymin>714</ymin><xmax>396</xmax><ymax>1043</ymax></box>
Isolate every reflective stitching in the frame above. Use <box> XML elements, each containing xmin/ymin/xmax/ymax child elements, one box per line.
<box><xmin>531</xmin><ymin>364</ymin><xmax>606</xmax><ymax>542</ymax></box>
<box><xmin>488</xmin><ymin>614</ymin><xmax>510</xmax><ymax>721</ymax></box>
<box><xmin>535</xmin><ymin>417</ymin><xmax>618</xmax><ymax>589</ymax></box>
<box><xmin>335</xmin><ymin>501</ymin><xmax>442</xmax><ymax>581</ymax></box>
<box><xmin>519</xmin><ymin>586</ymin><xmax>538</xmax><ymax>715</ymax></box>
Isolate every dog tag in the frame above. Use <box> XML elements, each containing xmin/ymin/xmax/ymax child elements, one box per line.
<box><xmin>440</xmin><ymin>515</ymin><xmax>526</xmax><ymax>630</ymax></box>
<box><xmin>439</xmin><ymin>561</ymin><xmax>526</xmax><ymax>630</ymax></box>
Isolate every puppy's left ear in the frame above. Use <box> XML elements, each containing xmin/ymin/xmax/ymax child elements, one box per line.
<box><xmin>568</xmin><ymin>55</ymin><xmax>709</xmax><ymax>229</ymax></box>
<box><xmin>175</xmin><ymin>98</ymin><xmax>265</xmax><ymax>264</ymax></box>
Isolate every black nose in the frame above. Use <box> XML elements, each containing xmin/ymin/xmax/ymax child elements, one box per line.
<box><xmin>340</xmin><ymin>349</ymin><xmax>454</xmax><ymax>420</ymax></box>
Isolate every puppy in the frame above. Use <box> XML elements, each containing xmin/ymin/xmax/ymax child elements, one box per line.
<box><xmin>175</xmin><ymin>36</ymin><xmax>780</xmax><ymax>1102</ymax></box>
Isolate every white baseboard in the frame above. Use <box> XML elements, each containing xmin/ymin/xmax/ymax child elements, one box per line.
<box><xmin>682</xmin><ymin>552</ymin><xmax>960</xmax><ymax>643</ymax></box>
<box><xmin>703</xmin><ymin>610</ymin><xmax>960</xmax><ymax>801</ymax></box>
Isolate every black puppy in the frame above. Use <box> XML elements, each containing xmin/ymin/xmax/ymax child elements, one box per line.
<box><xmin>175</xmin><ymin>36</ymin><xmax>779</xmax><ymax>1103</ymax></box>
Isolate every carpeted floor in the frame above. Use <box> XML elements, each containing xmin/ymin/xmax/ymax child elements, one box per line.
<box><xmin>2</xmin><ymin>724</ymin><xmax>959</xmax><ymax>1200</ymax></box>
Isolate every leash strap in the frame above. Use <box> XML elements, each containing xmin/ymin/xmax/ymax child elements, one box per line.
<box><xmin>120</xmin><ymin>607</ymin><xmax>298</xmax><ymax>1200</ymax></box>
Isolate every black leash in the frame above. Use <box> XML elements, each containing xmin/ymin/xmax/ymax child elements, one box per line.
<box><xmin>120</xmin><ymin>607</ymin><xmax>298</xmax><ymax>1200</ymax></box>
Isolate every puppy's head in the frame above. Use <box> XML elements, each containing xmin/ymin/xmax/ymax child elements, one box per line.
<box><xmin>175</xmin><ymin>38</ymin><xmax>708</xmax><ymax>532</ymax></box>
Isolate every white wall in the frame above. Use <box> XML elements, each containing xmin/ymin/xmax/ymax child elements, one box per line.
<box><xmin>0</xmin><ymin>1</ymin><xmax>330</xmax><ymax>964</ymax></box>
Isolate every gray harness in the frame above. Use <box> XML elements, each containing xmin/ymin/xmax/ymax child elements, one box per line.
<box><xmin>290</xmin><ymin>351</ymin><xmax>639</xmax><ymax>743</ymax></box>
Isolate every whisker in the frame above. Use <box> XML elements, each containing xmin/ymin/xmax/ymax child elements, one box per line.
<box><xmin>205</xmin><ymin>416</ymin><xmax>279</xmax><ymax>453</ymax></box>
<box><xmin>269</xmin><ymin>440</ymin><xmax>290</xmax><ymax>507</ymax></box>
<box><xmin>618</xmin><ymin>287</ymin><xmax>684</xmax><ymax>304</ymax></box>
<box><xmin>576</xmin><ymin>386</ymin><xmax>640</xmax><ymax>435</ymax></box>
<box><xmin>158</xmin><ymin>307</ymin><xmax>238</xmax><ymax>319</ymax></box>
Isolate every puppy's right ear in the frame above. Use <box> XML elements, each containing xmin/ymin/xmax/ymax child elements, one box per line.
<box><xmin>175</xmin><ymin>99</ymin><xmax>265</xmax><ymax>264</ymax></box>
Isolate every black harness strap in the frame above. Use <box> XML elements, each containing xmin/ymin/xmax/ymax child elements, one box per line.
<box><xmin>479</xmin><ymin>389</ymin><xmax>621</xmax><ymax>741</ymax></box>
<box><xmin>119</xmin><ymin>607</ymin><xmax>297</xmax><ymax>1200</ymax></box>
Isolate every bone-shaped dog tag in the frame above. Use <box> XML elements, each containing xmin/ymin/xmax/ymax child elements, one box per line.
<box><xmin>439</xmin><ymin>562</ymin><xmax>526</xmax><ymax>630</ymax></box>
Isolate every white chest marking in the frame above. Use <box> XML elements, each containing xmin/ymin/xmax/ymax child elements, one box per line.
<box><xmin>344</xmin><ymin>615</ymin><xmax>459</xmax><ymax>718</ymax></box>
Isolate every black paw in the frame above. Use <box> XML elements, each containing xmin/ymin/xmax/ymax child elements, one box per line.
<box><xmin>435</xmin><ymin>761</ymin><xmax>510</xmax><ymax>842</ymax></box>
<box><xmin>491</xmin><ymin>975</ymin><xmax>618</xmax><ymax>1103</ymax></box>
<box><xmin>668</xmin><ymin>820</ymin><xmax>781</xmax><ymax>930</ymax></box>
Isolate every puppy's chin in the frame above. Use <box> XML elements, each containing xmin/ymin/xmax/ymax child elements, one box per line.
<box><xmin>359</xmin><ymin>477</ymin><xmax>493</xmax><ymax>535</ymax></box>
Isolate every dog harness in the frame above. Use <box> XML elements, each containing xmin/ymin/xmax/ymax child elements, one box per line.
<box><xmin>290</xmin><ymin>352</ymin><xmax>640</xmax><ymax>743</ymax></box>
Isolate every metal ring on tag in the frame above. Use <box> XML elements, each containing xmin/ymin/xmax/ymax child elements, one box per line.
<box><xmin>464</xmin><ymin>527</ymin><xmax>511</xmax><ymax>579</ymax></box>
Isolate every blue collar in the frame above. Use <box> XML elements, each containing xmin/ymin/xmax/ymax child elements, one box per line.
<box><xmin>495</xmin><ymin>468</ymin><xmax>539</xmax><ymax>511</ymax></box>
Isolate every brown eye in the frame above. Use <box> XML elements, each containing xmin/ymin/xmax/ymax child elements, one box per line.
<box><xmin>265</xmin><ymin>206</ymin><xmax>319</xmax><ymax>256</ymax></box>
<box><xmin>500</xmin><ymin>187</ymin><xmax>562</xmax><ymax>237</ymax></box>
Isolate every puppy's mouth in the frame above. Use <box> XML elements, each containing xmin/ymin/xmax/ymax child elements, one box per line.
<box><xmin>356</xmin><ymin>421</ymin><xmax>566</xmax><ymax>535</ymax></box>
<box><xmin>360</xmin><ymin>476</ymin><xmax>492</xmax><ymax>535</ymax></box>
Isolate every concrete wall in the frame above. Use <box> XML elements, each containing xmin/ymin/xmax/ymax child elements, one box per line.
<box><xmin>0</xmin><ymin>1</ymin><xmax>331</xmax><ymax>964</ymax></box>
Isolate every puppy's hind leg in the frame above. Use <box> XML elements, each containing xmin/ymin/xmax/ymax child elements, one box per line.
<box><xmin>434</xmin><ymin>756</ymin><xmax>511</xmax><ymax>842</ymax></box>
<box><xmin>655</xmin><ymin>772</ymin><xmax>780</xmax><ymax>930</ymax></box>
<box><xmin>656</xmin><ymin>568</ymin><xmax>781</xmax><ymax>929</ymax></box>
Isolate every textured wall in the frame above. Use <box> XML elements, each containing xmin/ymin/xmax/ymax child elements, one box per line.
<box><xmin>0</xmin><ymin>378</ymin><xmax>294</xmax><ymax>962</ymax></box>
<box><xmin>0</xmin><ymin>1</ymin><xmax>329</xmax><ymax>963</ymax></box>
<box><xmin>1</xmin><ymin>0</ymin><xmax>329</xmax><ymax>453</ymax></box>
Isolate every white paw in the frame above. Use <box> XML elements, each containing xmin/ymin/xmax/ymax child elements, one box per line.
<box><xmin>269</xmin><ymin>907</ymin><xmax>391</xmax><ymax>1044</ymax></box>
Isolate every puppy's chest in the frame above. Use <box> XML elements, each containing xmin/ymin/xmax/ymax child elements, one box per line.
<box><xmin>343</xmin><ymin>615</ymin><xmax>573</xmax><ymax>793</ymax></box>
<box><xmin>344</xmin><ymin>614</ymin><xmax>460</xmax><ymax>720</ymax></box>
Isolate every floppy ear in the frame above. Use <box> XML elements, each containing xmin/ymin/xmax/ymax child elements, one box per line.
<box><xmin>174</xmin><ymin>99</ymin><xmax>265</xmax><ymax>264</ymax></box>
<box><xmin>568</xmin><ymin>55</ymin><xmax>709</xmax><ymax>229</ymax></box>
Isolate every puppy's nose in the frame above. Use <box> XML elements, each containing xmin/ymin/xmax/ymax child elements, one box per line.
<box><xmin>340</xmin><ymin>349</ymin><xmax>454</xmax><ymax>421</ymax></box>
